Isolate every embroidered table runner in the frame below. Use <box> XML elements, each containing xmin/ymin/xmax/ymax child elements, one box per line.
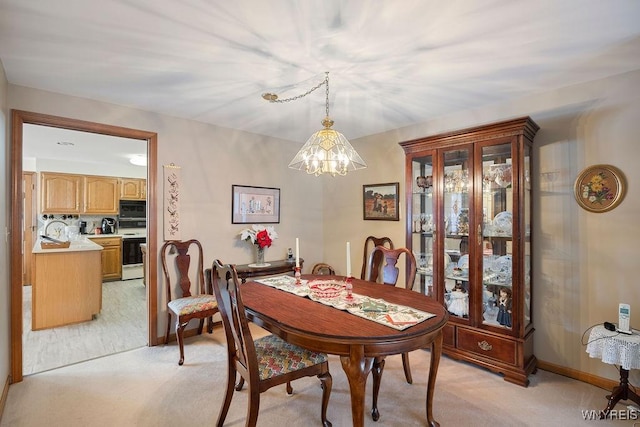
<box><xmin>254</xmin><ymin>275</ymin><xmax>435</xmax><ymax>330</ymax></box>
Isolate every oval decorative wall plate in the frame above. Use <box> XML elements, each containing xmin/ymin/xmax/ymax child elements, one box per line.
<box><xmin>574</xmin><ymin>164</ymin><xmax>626</xmax><ymax>213</ymax></box>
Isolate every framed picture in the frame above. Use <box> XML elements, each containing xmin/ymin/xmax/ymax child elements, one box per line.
<box><xmin>232</xmin><ymin>185</ymin><xmax>280</xmax><ymax>224</ymax></box>
<box><xmin>574</xmin><ymin>164</ymin><xmax>626</xmax><ymax>213</ymax></box>
<box><xmin>363</xmin><ymin>182</ymin><xmax>400</xmax><ymax>221</ymax></box>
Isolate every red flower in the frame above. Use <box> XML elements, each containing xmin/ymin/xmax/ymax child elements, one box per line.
<box><xmin>255</xmin><ymin>229</ymin><xmax>272</xmax><ymax>248</ymax></box>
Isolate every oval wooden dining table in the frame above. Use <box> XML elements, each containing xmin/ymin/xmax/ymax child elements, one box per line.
<box><xmin>240</xmin><ymin>275</ymin><xmax>449</xmax><ymax>427</ymax></box>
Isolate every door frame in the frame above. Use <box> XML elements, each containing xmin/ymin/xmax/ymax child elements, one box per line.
<box><xmin>10</xmin><ymin>110</ymin><xmax>159</xmax><ymax>383</ymax></box>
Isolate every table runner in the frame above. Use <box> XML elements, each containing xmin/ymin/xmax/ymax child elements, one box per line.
<box><xmin>254</xmin><ymin>275</ymin><xmax>435</xmax><ymax>330</ymax></box>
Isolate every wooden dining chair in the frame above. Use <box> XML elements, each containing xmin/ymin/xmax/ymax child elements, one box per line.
<box><xmin>160</xmin><ymin>239</ymin><xmax>218</xmax><ymax>365</ymax></box>
<box><xmin>210</xmin><ymin>260</ymin><xmax>333</xmax><ymax>427</ymax></box>
<box><xmin>365</xmin><ymin>245</ymin><xmax>417</xmax><ymax>421</ymax></box>
<box><xmin>360</xmin><ymin>235</ymin><xmax>394</xmax><ymax>280</ymax></box>
<box><xmin>311</xmin><ymin>263</ymin><xmax>336</xmax><ymax>275</ymax></box>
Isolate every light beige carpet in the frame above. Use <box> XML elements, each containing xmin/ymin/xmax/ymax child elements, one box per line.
<box><xmin>1</xmin><ymin>325</ymin><xmax>632</xmax><ymax>426</ymax></box>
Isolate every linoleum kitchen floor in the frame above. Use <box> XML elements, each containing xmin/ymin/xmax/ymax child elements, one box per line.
<box><xmin>22</xmin><ymin>279</ymin><xmax>147</xmax><ymax>375</ymax></box>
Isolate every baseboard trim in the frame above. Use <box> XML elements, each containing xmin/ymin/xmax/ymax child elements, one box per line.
<box><xmin>0</xmin><ymin>375</ymin><xmax>10</xmax><ymax>423</ymax></box>
<box><xmin>157</xmin><ymin>321</ymin><xmax>222</xmax><ymax>345</ymax></box>
<box><xmin>537</xmin><ymin>360</ymin><xmax>617</xmax><ymax>391</ymax></box>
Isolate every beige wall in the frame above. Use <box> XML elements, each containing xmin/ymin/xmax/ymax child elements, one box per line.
<box><xmin>4</xmin><ymin>69</ymin><xmax>640</xmax><ymax>386</ymax></box>
<box><xmin>0</xmin><ymin>61</ymin><xmax>9</xmax><ymax>395</ymax></box>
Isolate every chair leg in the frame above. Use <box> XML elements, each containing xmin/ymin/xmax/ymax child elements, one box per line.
<box><xmin>197</xmin><ymin>318</ymin><xmax>205</xmax><ymax>335</ymax></box>
<box><xmin>371</xmin><ymin>356</ymin><xmax>385</xmax><ymax>422</ymax></box>
<box><xmin>165</xmin><ymin>312</ymin><xmax>172</xmax><ymax>345</ymax></box>
<box><xmin>318</xmin><ymin>371</ymin><xmax>333</xmax><ymax>427</ymax></box>
<box><xmin>207</xmin><ymin>315</ymin><xmax>214</xmax><ymax>333</ymax></box>
<box><xmin>176</xmin><ymin>319</ymin><xmax>186</xmax><ymax>366</ymax></box>
<box><xmin>402</xmin><ymin>352</ymin><xmax>413</xmax><ymax>384</ymax></box>
<box><xmin>216</xmin><ymin>365</ymin><xmax>237</xmax><ymax>427</ymax></box>
<box><xmin>286</xmin><ymin>381</ymin><xmax>293</xmax><ymax>395</ymax></box>
<box><xmin>246</xmin><ymin>386</ymin><xmax>261</xmax><ymax>427</ymax></box>
<box><xmin>235</xmin><ymin>377</ymin><xmax>245</xmax><ymax>391</ymax></box>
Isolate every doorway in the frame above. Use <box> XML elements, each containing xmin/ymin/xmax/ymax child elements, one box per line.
<box><xmin>10</xmin><ymin>110</ymin><xmax>158</xmax><ymax>383</ymax></box>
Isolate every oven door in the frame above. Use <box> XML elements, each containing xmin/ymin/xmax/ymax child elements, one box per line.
<box><xmin>122</xmin><ymin>237</ymin><xmax>145</xmax><ymax>280</ymax></box>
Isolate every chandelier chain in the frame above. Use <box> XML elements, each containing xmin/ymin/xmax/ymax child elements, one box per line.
<box><xmin>266</xmin><ymin>72</ymin><xmax>330</xmax><ymax>109</ymax></box>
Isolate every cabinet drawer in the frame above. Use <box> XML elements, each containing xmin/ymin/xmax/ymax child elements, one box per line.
<box><xmin>89</xmin><ymin>236</ymin><xmax>121</xmax><ymax>247</ymax></box>
<box><xmin>457</xmin><ymin>328</ymin><xmax>516</xmax><ymax>365</ymax></box>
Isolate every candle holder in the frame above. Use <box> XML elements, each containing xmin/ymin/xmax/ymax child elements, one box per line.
<box><xmin>294</xmin><ymin>266</ymin><xmax>301</xmax><ymax>285</ymax></box>
<box><xmin>344</xmin><ymin>276</ymin><xmax>353</xmax><ymax>300</ymax></box>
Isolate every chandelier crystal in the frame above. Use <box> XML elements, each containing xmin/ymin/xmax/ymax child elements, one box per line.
<box><xmin>263</xmin><ymin>72</ymin><xmax>366</xmax><ymax>177</ymax></box>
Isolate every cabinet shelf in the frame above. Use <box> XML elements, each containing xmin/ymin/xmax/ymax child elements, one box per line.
<box><xmin>400</xmin><ymin>116</ymin><xmax>538</xmax><ymax>387</ymax></box>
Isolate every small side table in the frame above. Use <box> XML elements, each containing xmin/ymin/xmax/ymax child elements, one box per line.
<box><xmin>586</xmin><ymin>325</ymin><xmax>640</xmax><ymax>416</ymax></box>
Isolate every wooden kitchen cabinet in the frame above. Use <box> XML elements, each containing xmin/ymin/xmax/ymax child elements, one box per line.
<box><xmin>119</xmin><ymin>178</ymin><xmax>146</xmax><ymax>200</ymax></box>
<box><xmin>40</xmin><ymin>172</ymin><xmax>83</xmax><ymax>214</ymax></box>
<box><xmin>400</xmin><ymin>116</ymin><xmax>538</xmax><ymax>387</ymax></box>
<box><xmin>89</xmin><ymin>236</ymin><xmax>122</xmax><ymax>281</ymax></box>
<box><xmin>84</xmin><ymin>176</ymin><xmax>119</xmax><ymax>214</ymax></box>
<box><xmin>41</xmin><ymin>172</ymin><xmax>119</xmax><ymax>215</ymax></box>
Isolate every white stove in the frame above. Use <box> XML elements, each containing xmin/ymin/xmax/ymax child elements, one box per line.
<box><xmin>120</xmin><ymin>229</ymin><xmax>146</xmax><ymax>280</ymax></box>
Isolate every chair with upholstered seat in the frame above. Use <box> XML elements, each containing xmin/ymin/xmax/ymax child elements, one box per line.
<box><xmin>210</xmin><ymin>260</ymin><xmax>332</xmax><ymax>427</ymax></box>
<box><xmin>160</xmin><ymin>239</ymin><xmax>218</xmax><ymax>365</ymax></box>
<box><xmin>365</xmin><ymin>245</ymin><xmax>417</xmax><ymax>421</ymax></box>
<box><xmin>360</xmin><ymin>235</ymin><xmax>394</xmax><ymax>280</ymax></box>
<box><xmin>311</xmin><ymin>263</ymin><xmax>336</xmax><ymax>275</ymax></box>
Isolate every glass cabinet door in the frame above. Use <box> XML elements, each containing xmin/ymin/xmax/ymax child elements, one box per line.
<box><xmin>480</xmin><ymin>143</ymin><xmax>514</xmax><ymax>329</ymax></box>
<box><xmin>523</xmin><ymin>144</ymin><xmax>531</xmax><ymax>327</ymax></box>
<box><xmin>442</xmin><ymin>148</ymin><xmax>471</xmax><ymax>320</ymax></box>
<box><xmin>411</xmin><ymin>155</ymin><xmax>434</xmax><ymax>295</ymax></box>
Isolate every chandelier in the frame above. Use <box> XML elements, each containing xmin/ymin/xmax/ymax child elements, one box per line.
<box><xmin>262</xmin><ymin>72</ymin><xmax>366</xmax><ymax>177</ymax></box>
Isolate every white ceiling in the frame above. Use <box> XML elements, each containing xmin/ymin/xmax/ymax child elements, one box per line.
<box><xmin>2</xmin><ymin>0</ymin><xmax>640</xmax><ymax>146</ymax></box>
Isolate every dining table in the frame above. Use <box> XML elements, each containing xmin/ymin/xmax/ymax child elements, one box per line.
<box><xmin>240</xmin><ymin>274</ymin><xmax>449</xmax><ymax>427</ymax></box>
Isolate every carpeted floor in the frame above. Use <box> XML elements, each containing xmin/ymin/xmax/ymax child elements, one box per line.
<box><xmin>2</xmin><ymin>324</ymin><xmax>632</xmax><ymax>427</ymax></box>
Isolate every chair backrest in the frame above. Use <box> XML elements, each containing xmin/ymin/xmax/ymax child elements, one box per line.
<box><xmin>366</xmin><ymin>245</ymin><xmax>417</xmax><ymax>290</ymax></box>
<box><xmin>160</xmin><ymin>239</ymin><xmax>205</xmax><ymax>302</ymax></box>
<box><xmin>361</xmin><ymin>236</ymin><xmax>394</xmax><ymax>280</ymax></box>
<box><xmin>311</xmin><ymin>263</ymin><xmax>336</xmax><ymax>275</ymax></box>
<box><xmin>210</xmin><ymin>260</ymin><xmax>258</xmax><ymax>384</ymax></box>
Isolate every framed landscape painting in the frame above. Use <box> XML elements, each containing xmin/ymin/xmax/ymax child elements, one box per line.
<box><xmin>363</xmin><ymin>182</ymin><xmax>399</xmax><ymax>221</ymax></box>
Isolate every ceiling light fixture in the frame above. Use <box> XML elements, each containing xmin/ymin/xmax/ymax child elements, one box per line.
<box><xmin>130</xmin><ymin>155</ymin><xmax>147</xmax><ymax>166</ymax></box>
<box><xmin>263</xmin><ymin>72</ymin><xmax>366</xmax><ymax>177</ymax></box>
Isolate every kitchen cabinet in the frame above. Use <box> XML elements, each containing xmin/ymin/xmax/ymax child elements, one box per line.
<box><xmin>89</xmin><ymin>236</ymin><xmax>122</xmax><ymax>281</ymax></box>
<box><xmin>84</xmin><ymin>176</ymin><xmax>119</xmax><ymax>214</ymax></box>
<box><xmin>119</xmin><ymin>178</ymin><xmax>146</xmax><ymax>200</ymax></box>
<box><xmin>41</xmin><ymin>172</ymin><xmax>119</xmax><ymax>215</ymax></box>
<box><xmin>399</xmin><ymin>116</ymin><xmax>538</xmax><ymax>386</ymax></box>
<box><xmin>40</xmin><ymin>172</ymin><xmax>83</xmax><ymax>214</ymax></box>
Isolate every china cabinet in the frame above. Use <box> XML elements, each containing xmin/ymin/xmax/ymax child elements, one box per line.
<box><xmin>399</xmin><ymin>117</ymin><xmax>538</xmax><ymax>386</ymax></box>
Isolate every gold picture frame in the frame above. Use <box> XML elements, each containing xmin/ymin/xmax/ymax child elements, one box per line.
<box><xmin>574</xmin><ymin>164</ymin><xmax>626</xmax><ymax>213</ymax></box>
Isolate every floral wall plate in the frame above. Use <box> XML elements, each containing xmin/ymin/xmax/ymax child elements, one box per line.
<box><xmin>574</xmin><ymin>164</ymin><xmax>626</xmax><ymax>213</ymax></box>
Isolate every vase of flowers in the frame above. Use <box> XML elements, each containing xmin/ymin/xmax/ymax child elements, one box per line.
<box><xmin>239</xmin><ymin>224</ymin><xmax>278</xmax><ymax>267</ymax></box>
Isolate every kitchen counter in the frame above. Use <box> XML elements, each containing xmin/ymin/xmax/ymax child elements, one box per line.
<box><xmin>82</xmin><ymin>229</ymin><xmax>146</xmax><ymax>239</ymax></box>
<box><xmin>31</xmin><ymin>238</ymin><xmax>103</xmax><ymax>330</ymax></box>
<box><xmin>32</xmin><ymin>237</ymin><xmax>103</xmax><ymax>254</ymax></box>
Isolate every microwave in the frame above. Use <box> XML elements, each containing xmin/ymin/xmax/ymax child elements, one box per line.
<box><xmin>119</xmin><ymin>200</ymin><xmax>146</xmax><ymax>219</ymax></box>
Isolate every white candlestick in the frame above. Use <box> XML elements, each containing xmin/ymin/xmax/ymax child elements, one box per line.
<box><xmin>346</xmin><ymin>241</ymin><xmax>351</xmax><ymax>277</ymax></box>
<box><xmin>295</xmin><ymin>238</ymin><xmax>300</xmax><ymax>268</ymax></box>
